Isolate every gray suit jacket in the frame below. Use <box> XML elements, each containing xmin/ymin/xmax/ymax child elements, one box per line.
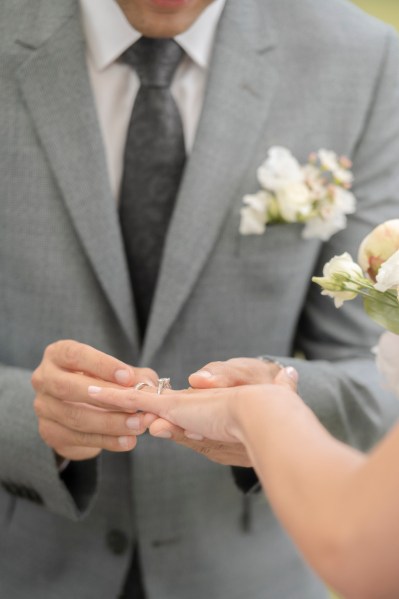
<box><xmin>1</xmin><ymin>0</ymin><xmax>399</xmax><ymax>597</ymax></box>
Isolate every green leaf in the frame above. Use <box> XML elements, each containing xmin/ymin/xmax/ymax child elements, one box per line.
<box><xmin>363</xmin><ymin>289</ymin><xmax>399</xmax><ymax>334</ymax></box>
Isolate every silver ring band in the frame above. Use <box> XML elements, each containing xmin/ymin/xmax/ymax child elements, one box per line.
<box><xmin>135</xmin><ymin>382</ymin><xmax>151</xmax><ymax>390</ymax></box>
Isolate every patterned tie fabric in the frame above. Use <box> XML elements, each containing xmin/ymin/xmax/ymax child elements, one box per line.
<box><xmin>119</xmin><ymin>37</ymin><xmax>186</xmax><ymax>338</ymax></box>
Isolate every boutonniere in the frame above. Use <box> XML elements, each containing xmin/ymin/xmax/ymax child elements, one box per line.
<box><xmin>239</xmin><ymin>146</ymin><xmax>356</xmax><ymax>241</ymax></box>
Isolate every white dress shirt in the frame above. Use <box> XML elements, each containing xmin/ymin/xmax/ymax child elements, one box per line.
<box><xmin>79</xmin><ymin>0</ymin><xmax>226</xmax><ymax>199</ymax></box>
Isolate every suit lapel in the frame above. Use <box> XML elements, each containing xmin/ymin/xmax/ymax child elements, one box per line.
<box><xmin>15</xmin><ymin>1</ymin><xmax>139</xmax><ymax>349</ymax></box>
<box><xmin>142</xmin><ymin>0</ymin><xmax>279</xmax><ymax>364</ymax></box>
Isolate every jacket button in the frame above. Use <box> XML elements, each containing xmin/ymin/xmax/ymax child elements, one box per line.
<box><xmin>106</xmin><ymin>530</ymin><xmax>129</xmax><ymax>555</ymax></box>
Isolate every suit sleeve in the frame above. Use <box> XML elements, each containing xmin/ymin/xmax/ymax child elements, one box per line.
<box><xmin>0</xmin><ymin>364</ymin><xmax>99</xmax><ymax>520</ymax></box>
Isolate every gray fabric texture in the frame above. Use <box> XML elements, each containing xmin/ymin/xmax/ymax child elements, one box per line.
<box><xmin>1</xmin><ymin>0</ymin><xmax>399</xmax><ymax>597</ymax></box>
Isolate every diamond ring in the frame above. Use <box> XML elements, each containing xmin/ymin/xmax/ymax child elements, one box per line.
<box><xmin>157</xmin><ymin>378</ymin><xmax>171</xmax><ymax>395</ymax></box>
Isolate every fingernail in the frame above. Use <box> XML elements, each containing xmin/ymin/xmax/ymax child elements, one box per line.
<box><xmin>88</xmin><ymin>385</ymin><xmax>102</xmax><ymax>394</ymax></box>
<box><xmin>285</xmin><ymin>367</ymin><xmax>299</xmax><ymax>382</ymax></box>
<box><xmin>184</xmin><ymin>432</ymin><xmax>204</xmax><ymax>441</ymax></box>
<box><xmin>115</xmin><ymin>369</ymin><xmax>131</xmax><ymax>384</ymax></box>
<box><xmin>118</xmin><ymin>436</ymin><xmax>132</xmax><ymax>448</ymax></box>
<box><xmin>193</xmin><ymin>369</ymin><xmax>213</xmax><ymax>379</ymax></box>
<box><xmin>153</xmin><ymin>431</ymin><xmax>172</xmax><ymax>439</ymax></box>
<box><xmin>126</xmin><ymin>416</ymin><xmax>140</xmax><ymax>431</ymax></box>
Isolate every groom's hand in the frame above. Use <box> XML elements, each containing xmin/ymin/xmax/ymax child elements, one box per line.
<box><xmin>188</xmin><ymin>357</ymin><xmax>281</xmax><ymax>389</ymax></box>
<box><xmin>148</xmin><ymin>358</ymin><xmax>282</xmax><ymax>467</ymax></box>
<box><xmin>149</xmin><ymin>417</ymin><xmax>253</xmax><ymax>466</ymax></box>
<box><xmin>32</xmin><ymin>340</ymin><xmax>158</xmax><ymax>461</ymax></box>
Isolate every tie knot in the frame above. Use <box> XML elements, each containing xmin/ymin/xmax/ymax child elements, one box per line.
<box><xmin>121</xmin><ymin>37</ymin><xmax>184</xmax><ymax>88</ymax></box>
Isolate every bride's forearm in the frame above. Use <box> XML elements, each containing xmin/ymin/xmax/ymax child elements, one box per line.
<box><xmin>231</xmin><ymin>387</ymin><xmax>377</xmax><ymax>597</ymax></box>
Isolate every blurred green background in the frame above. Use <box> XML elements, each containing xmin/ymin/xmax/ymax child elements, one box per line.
<box><xmin>351</xmin><ymin>0</ymin><xmax>399</xmax><ymax>29</ymax></box>
<box><xmin>329</xmin><ymin>5</ymin><xmax>398</xmax><ymax>599</ymax></box>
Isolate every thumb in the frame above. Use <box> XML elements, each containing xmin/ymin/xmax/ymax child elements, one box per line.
<box><xmin>274</xmin><ymin>366</ymin><xmax>299</xmax><ymax>391</ymax></box>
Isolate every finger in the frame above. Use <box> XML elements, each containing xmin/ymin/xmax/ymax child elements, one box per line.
<box><xmin>274</xmin><ymin>367</ymin><xmax>299</xmax><ymax>391</ymax></box>
<box><xmin>87</xmin><ymin>384</ymin><xmax>175</xmax><ymax>416</ymax></box>
<box><xmin>188</xmin><ymin>358</ymin><xmax>278</xmax><ymax>389</ymax></box>
<box><xmin>38</xmin><ymin>418</ymin><xmax>138</xmax><ymax>454</ymax></box>
<box><xmin>34</xmin><ymin>395</ymin><xmax>148</xmax><ymax>436</ymax></box>
<box><xmin>149</xmin><ymin>419</ymin><xmax>251</xmax><ymax>466</ymax></box>
<box><xmin>56</xmin><ymin>446</ymin><xmax>101</xmax><ymax>461</ymax></box>
<box><xmin>34</xmin><ymin>366</ymin><xmax>140</xmax><ymax>412</ymax></box>
<box><xmin>36</xmin><ymin>340</ymin><xmax>157</xmax><ymax>387</ymax></box>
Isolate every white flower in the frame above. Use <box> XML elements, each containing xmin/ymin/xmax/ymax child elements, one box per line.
<box><xmin>318</xmin><ymin>149</ymin><xmax>340</xmax><ymax>173</ymax></box>
<box><xmin>302</xmin><ymin>186</ymin><xmax>355</xmax><ymax>241</ymax></box>
<box><xmin>334</xmin><ymin>167</ymin><xmax>354</xmax><ymax>186</ymax></box>
<box><xmin>276</xmin><ymin>182</ymin><xmax>312</xmax><ymax>222</ymax></box>
<box><xmin>313</xmin><ymin>252</ymin><xmax>364</xmax><ymax>307</ymax></box>
<box><xmin>241</xmin><ymin>146</ymin><xmax>356</xmax><ymax>241</ymax></box>
<box><xmin>302</xmin><ymin>164</ymin><xmax>326</xmax><ymax>199</ymax></box>
<box><xmin>302</xmin><ymin>212</ymin><xmax>347</xmax><ymax>241</ymax></box>
<box><xmin>257</xmin><ymin>147</ymin><xmax>304</xmax><ymax>192</ymax></box>
<box><xmin>317</xmin><ymin>149</ymin><xmax>354</xmax><ymax>186</ymax></box>
<box><xmin>239</xmin><ymin>191</ymin><xmax>271</xmax><ymax>235</ymax></box>
<box><xmin>375</xmin><ymin>249</ymin><xmax>399</xmax><ymax>297</ymax></box>
<box><xmin>333</xmin><ymin>187</ymin><xmax>356</xmax><ymax>214</ymax></box>
<box><xmin>358</xmin><ymin>220</ymin><xmax>399</xmax><ymax>281</ymax></box>
<box><xmin>376</xmin><ymin>331</ymin><xmax>399</xmax><ymax>398</ymax></box>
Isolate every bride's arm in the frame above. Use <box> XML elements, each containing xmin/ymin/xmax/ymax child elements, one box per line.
<box><xmin>231</xmin><ymin>375</ymin><xmax>399</xmax><ymax>599</ymax></box>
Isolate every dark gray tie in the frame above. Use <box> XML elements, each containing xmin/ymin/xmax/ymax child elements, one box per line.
<box><xmin>119</xmin><ymin>37</ymin><xmax>186</xmax><ymax>338</ymax></box>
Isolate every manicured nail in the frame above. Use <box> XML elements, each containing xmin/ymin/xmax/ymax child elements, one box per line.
<box><xmin>153</xmin><ymin>431</ymin><xmax>172</xmax><ymax>439</ymax></box>
<box><xmin>115</xmin><ymin>369</ymin><xmax>131</xmax><ymax>384</ymax></box>
<box><xmin>193</xmin><ymin>369</ymin><xmax>213</xmax><ymax>379</ymax></box>
<box><xmin>88</xmin><ymin>385</ymin><xmax>102</xmax><ymax>394</ymax></box>
<box><xmin>285</xmin><ymin>367</ymin><xmax>299</xmax><ymax>382</ymax></box>
<box><xmin>118</xmin><ymin>436</ymin><xmax>131</xmax><ymax>448</ymax></box>
<box><xmin>126</xmin><ymin>416</ymin><xmax>140</xmax><ymax>431</ymax></box>
<box><xmin>185</xmin><ymin>432</ymin><xmax>204</xmax><ymax>441</ymax></box>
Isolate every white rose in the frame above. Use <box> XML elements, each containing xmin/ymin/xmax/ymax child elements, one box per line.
<box><xmin>375</xmin><ymin>249</ymin><xmax>399</xmax><ymax>297</ymax></box>
<box><xmin>239</xmin><ymin>191</ymin><xmax>271</xmax><ymax>235</ymax></box>
<box><xmin>257</xmin><ymin>146</ymin><xmax>304</xmax><ymax>192</ymax></box>
<box><xmin>358</xmin><ymin>219</ymin><xmax>399</xmax><ymax>281</ymax></box>
<box><xmin>376</xmin><ymin>331</ymin><xmax>399</xmax><ymax>399</ymax></box>
<box><xmin>276</xmin><ymin>182</ymin><xmax>312</xmax><ymax>222</ymax></box>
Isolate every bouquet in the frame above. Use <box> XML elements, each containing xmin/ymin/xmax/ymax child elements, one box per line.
<box><xmin>239</xmin><ymin>147</ymin><xmax>356</xmax><ymax>241</ymax></box>
<box><xmin>312</xmin><ymin>219</ymin><xmax>399</xmax><ymax>395</ymax></box>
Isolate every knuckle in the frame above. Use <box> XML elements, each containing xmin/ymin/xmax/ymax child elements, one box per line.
<box><xmin>31</xmin><ymin>368</ymin><xmax>43</xmax><ymax>391</ymax></box>
<box><xmin>33</xmin><ymin>397</ymin><xmax>43</xmax><ymax>418</ymax></box>
<box><xmin>61</xmin><ymin>340</ymin><xmax>83</xmax><ymax>369</ymax></box>
<box><xmin>102</xmin><ymin>414</ymin><xmax>118</xmax><ymax>435</ymax></box>
<box><xmin>44</xmin><ymin>341</ymin><xmax>59</xmax><ymax>362</ymax></box>
<box><xmin>198</xmin><ymin>445</ymin><xmax>212</xmax><ymax>456</ymax></box>
<box><xmin>139</xmin><ymin>368</ymin><xmax>158</xmax><ymax>385</ymax></box>
<box><xmin>53</xmin><ymin>376</ymin><xmax>72</xmax><ymax>401</ymax></box>
<box><xmin>72</xmin><ymin>429</ymin><xmax>92</xmax><ymax>448</ymax></box>
<box><xmin>65</xmin><ymin>403</ymin><xmax>83</xmax><ymax>430</ymax></box>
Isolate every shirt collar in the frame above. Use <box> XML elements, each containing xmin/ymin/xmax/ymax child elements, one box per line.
<box><xmin>79</xmin><ymin>0</ymin><xmax>226</xmax><ymax>72</ymax></box>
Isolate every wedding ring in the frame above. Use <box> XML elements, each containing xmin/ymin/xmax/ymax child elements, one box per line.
<box><xmin>257</xmin><ymin>355</ymin><xmax>285</xmax><ymax>370</ymax></box>
<box><xmin>135</xmin><ymin>382</ymin><xmax>151</xmax><ymax>390</ymax></box>
<box><xmin>157</xmin><ymin>377</ymin><xmax>171</xmax><ymax>395</ymax></box>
